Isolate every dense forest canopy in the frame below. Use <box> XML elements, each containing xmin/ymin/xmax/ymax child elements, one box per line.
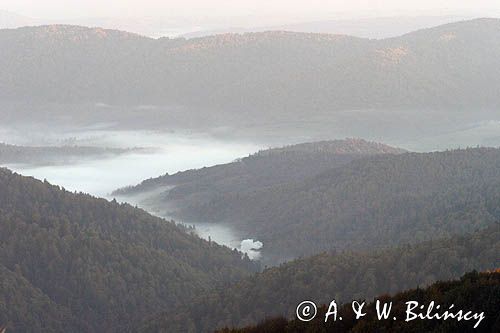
<box><xmin>140</xmin><ymin>227</ymin><xmax>500</xmax><ymax>332</ymax></box>
<box><xmin>1</xmin><ymin>19</ymin><xmax>500</xmax><ymax>117</ymax></box>
<box><xmin>113</xmin><ymin>138</ymin><xmax>405</xmax><ymax>213</ymax></box>
<box><xmin>242</xmin><ymin>147</ymin><xmax>500</xmax><ymax>262</ymax></box>
<box><xmin>0</xmin><ymin>9</ymin><xmax>499</xmax><ymax>333</ymax></box>
<box><xmin>116</xmin><ymin>146</ymin><xmax>500</xmax><ymax>264</ymax></box>
<box><xmin>0</xmin><ymin>168</ymin><xmax>258</xmax><ymax>332</ymax></box>
<box><xmin>0</xmin><ymin>263</ymin><xmax>82</xmax><ymax>332</ymax></box>
<box><xmin>216</xmin><ymin>271</ymin><xmax>500</xmax><ymax>333</ymax></box>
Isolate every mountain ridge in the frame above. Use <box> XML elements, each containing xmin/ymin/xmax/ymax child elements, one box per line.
<box><xmin>3</xmin><ymin>17</ymin><xmax>498</xmax><ymax>41</ymax></box>
<box><xmin>112</xmin><ymin>139</ymin><xmax>406</xmax><ymax>227</ymax></box>
<box><xmin>1</xmin><ymin>18</ymin><xmax>500</xmax><ymax>116</ymax></box>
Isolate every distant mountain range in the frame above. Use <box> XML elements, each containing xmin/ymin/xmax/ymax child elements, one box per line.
<box><xmin>0</xmin><ymin>10</ymin><xmax>203</xmax><ymax>38</ymax></box>
<box><xmin>0</xmin><ymin>142</ymin><xmax>144</xmax><ymax>166</ymax></box>
<box><xmin>0</xmin><ymin>11</ymin><xmax>478</xmax><ymax>39</ymax></box>
<box><xmin>181</xmin><ymin>15</ymin><xmax>474</xmax><ymax>39</ymax></box>
<box><xmin>2</xmin><ymin>12</ymin><xmax>500</xmax><ymax>333</ymax></box>
<box><xmin>1</xmin><ymin>19</ymin><xmax>500</xmax><ymax>118</ymax></box>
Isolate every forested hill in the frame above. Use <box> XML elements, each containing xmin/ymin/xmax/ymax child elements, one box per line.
<box><xmin>1</xmin><ymin>19</ymin><xmax>500</xmax><ymax>115</ymax></box>
<box><xmin>216</xmin><ymin>270</ymin><xmax>500</xmax><ymax>333</ymax></box>
<box><xmin>247</xmin><ymin>147</ymin><xmax>500</xmax><ymax>262</ymax></box>
<box><xmin>126</xmin><ymin>147</ymin><xmax>500</xmax><ymax>264</ymax></box>
<box><xmin>140</xmin><ymin>227</ymin><xmax>500</xmax><ymax>332</ymax></box>
<box><xmin>0</xmin><ymin>168</ymin><xmax>257</xmax><ymax>332</ymax></box>
<box><xmin>0</xmin><ymin>142</ymin><xmax>142</xmax><ymax>165</ymax></box>
<box><xmin>113</xmin><ymin>139</ymin><xmax>405</xmax><ymax>216</ymax></box>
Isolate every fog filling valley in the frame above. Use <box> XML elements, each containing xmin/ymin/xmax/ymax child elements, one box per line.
<box><xmin>2</xmin><ymin>113</ymin><xmax>500</xmax><ymax>262</ymax></box>
<box><xmin>0</xmin><ymin>125</ymin><xmax>266</xmax><ymax>259</ymax></box>
<box><xmin>1</xmin><ymin>14</ymin><xmax>500</xmax><ymax>265</ymax></box>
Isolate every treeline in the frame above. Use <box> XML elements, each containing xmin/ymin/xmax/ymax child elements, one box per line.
<box><xmin>218</xmin><ymin>271</ymin><xmax>500</xmax><ymax>333</ymax></box>
<box><xmin>0</xmin><ymin>142</ymin><xmax>141</xmax><ymax>165</ymax></box>
<box><xmin>0</xmin><ymin>168</ymin><xmax>258</xmax><ymax>332</ymax></box>
<box><xmin>139</xmin><ymin>227</ymin><xmax>500</xmax><ymax>332</ymax></box>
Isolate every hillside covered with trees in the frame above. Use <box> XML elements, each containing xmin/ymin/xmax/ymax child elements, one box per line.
<box><xmin>2</xmin><ymin>17</ymin><xmax>500</xmax><ymax>333</ymax></box>
<box><xmin>1</xmin><ymin>19</ymin><xmax>500</xmax><ymax>119</ymax></box>
<box><xmin>0</xmin><ymin>263</ymin><xmax>83</xmax><ymax>332</ymax></box>
<box><xmin>117</xmin><ymin>147</ymin><xmax>500</xmax><ymax>264</ymax></box>
<box><xmin>113</xmin><ymin>139</ymin><xmax>405</xmax><ymax>217</ymax></box>
<box><xmin>0</xmin><ymin>168</ymin><xmax>258</xmax><ymax>332</ymax></box>
<box><xmin>140</xmin><ymin>227</ymin><xmax>500</xmax><ymax>332</ymax></box>
<box><xmin>216</xmin><ymin>270</ymin><xmax>500</xmax><ymax>333</ymax></box>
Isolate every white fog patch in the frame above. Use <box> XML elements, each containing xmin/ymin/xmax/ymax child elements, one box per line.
<box><xmin>2</xmin><ymin>127</ymin><xmax>266</xmax><ymax>260</ymax></box>
<box><xmin>114</xmin><ymin>187</ymin><xmax>267</xmax><ymax>261</ymax></box>
<box><xmin>191</xmin><ymin>223</ymin><xmax>241</xmax><ymax>249</ymax></box>
<box><xmin>191</xmin><ymin>224</ymin><xmax>263</xmax><ymax>261</ymax></box>
<box><xmin>4</xmin><ymin>130</ymin><xmax>260</xmax><ymax>197</ymax></box>
<box><xmin>240</xmin><ymin>239</ymin><xmax>263</xmax><ymax>260</ymax></box>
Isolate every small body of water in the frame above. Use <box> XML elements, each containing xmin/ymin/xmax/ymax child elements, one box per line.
<box><xmin>3</xmin><ymin>128</ymin><xmax>264</xmax><ymax>259</ymax></box>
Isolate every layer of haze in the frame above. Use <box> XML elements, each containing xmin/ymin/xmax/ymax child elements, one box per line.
<box><xmin>1</xmin><ymin>127</ymin><xmax>264</xmax><ymax>258</ymax></box>
<box><xmin>1</xmin><ymin>0</ymin><xmax>499</xmax><ymax>262</ymax></box>
<box><xmin>3</xmin><ymin>1</ymin><xmax>500</xmax><ymax>27</ymax></box>
<box><xmin>1</xmin><ymin>128</ymin><xmax>260</xmax><ymax>197</ymax></box>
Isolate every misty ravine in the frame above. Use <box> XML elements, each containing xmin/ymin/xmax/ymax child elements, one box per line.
<box><xmin>2</xmin><ymin>127</ymin><xmax>266</xmax><ymax>259</ymax></box>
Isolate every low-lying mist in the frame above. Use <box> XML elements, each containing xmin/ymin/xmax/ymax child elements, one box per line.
<box><xmin>3</xmin><ymin>114</ymin><xmax>500</xmax><ymax>262</ymax></box>
<box><xmin>2</xmin><ymin>126</ymin><xmax>265</xmax><ymax>259</ymax></box>
<box><xmin>3</xmin><ymin>128</ymin><xmax>260</xmax><ymax>196</ymax></box>
<box><xmin>112</xmin><ymin>187</ymin><xmax>265</xmax><ymax>260</ymax></box>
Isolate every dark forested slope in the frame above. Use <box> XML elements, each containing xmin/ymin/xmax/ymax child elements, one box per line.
<box><xmin>0</xmin><ymin>263</ymin><xmax>83</xmax><ymax>332</ymax></box>
<box><xmin>217</xmin><ymin>270</ymin><xmax>500</xmax><ymax>333</ymax></box>
<box><xmin>1</xmin><ymin>19</ymin><xmax>500</xmax><ymax>116</ymax></box>
<box><xmin>113</xmin><ymin>139</ymin><xmax>405</xmax><ymax>217</ymax></box>
<box><xmin>117</xmin><ymin>147</ymin><xmax>500</xmax><ymax>264</ymax></box>
<box><xmin>141</xmin><ymin>227</ymin><xmax>500</xmax><ymax>333</ymax></box>
<box><xmin>0</xmin><ymin>168</ymin><xmax>257</xmax><ymax>332</ymax></box>
<box><xmin>242</xmin><ymin>148</ymin><xmax>500</xmax><ymax>261</ymax></box>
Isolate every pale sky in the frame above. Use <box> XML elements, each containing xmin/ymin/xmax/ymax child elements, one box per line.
<box><xmin>2</xmin><ymin>0</ymin><xmax>500</xmax><ymax>21</ymax></box>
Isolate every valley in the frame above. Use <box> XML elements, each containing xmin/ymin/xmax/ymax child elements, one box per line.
<box><xmin>1</xmin><ymin>16</ymin><xmax>499</xmax><ymax>333</ymax></box>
